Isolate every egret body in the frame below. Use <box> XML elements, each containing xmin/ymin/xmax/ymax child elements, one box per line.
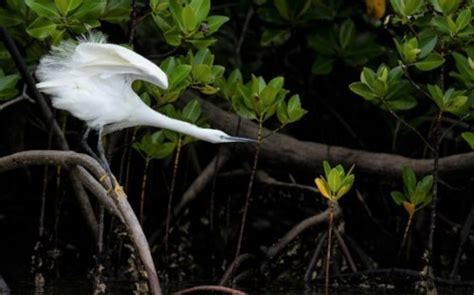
<box><xmin>35</xmin><ymin>32</ymin><xmax>250</xmax><ymax>144</ymax></box>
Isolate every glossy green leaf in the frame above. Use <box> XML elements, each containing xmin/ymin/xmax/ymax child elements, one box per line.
<box><xmin>414</xmin><ymin>52</ymin><xmax>444</xmax><ymax>71</ymax></box>
<box><xmin>26</xmin><ymin>17</ymin><xmax>57</xmax><ymax>39</ymax></box>
<box><xmin>349</xmin><ymin>82</ymin><xmax>377</xmax><ymax>101</ymax></box>
<box><xmin>164</xmin><ymin>28</ymin><xmax>182</xmax><ymax>46</ymax></box>
<box><xmin>190</xmin><ymin>0</ymin><xmax>210</xmax><ymax>24</ymax></box>
<box><xmin>169</xmin><ymin>0</ymin><xmax>184</xmax><ymax>30</ymax></box>
<box><xmin>206</xmin><ymin>15</ymin><xmax>229</xmax><ymax>34</ymax></box>
<box><xmin>182</xmin><ymin>99</ymin><xmax>201</xmax><ymax>123</ymax></box>
<box><xmin>72</xmin><ymin>0</ymin><xmax>106</xmax><ymax>20</ymax></box>
<box><xmin>182</xmin><ymin>5</ymin><xmax>197</xmax><ymax>32</ymax></box>
<box><xmin>276</xmin><ymin>101</ymin><xmax>289</xmax><ymax>124</ymax></box>
<box><xmin>26</xmin><ymin>0</ymin><xmax>59</xmax><ymax>18</ymax></box>
<box><xmin>55</xmin><ymin>0</ymin><xmax>82</xmax><ymax>15</ymax></box>
<box><xmin>169</xmin><ymin>64</ymin><xmax>192</xmax><ymax>87</ymax></box>
<box><xmin>456</xmin><ymin>8</ymin><xmax>471</xmax><ymax>32</ymax></box>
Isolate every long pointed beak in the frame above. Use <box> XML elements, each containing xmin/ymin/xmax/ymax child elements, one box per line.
<box><xmin>225</xmin><ymin>135</ymin><xmax>256</xmax><ymax>143</ymax></box>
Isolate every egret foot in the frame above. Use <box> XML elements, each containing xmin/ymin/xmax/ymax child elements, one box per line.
<box><xmin>113</xmin><ymin>183</ymin><xmax>124</xmax><ymax>195</ymax></box>
<box><xmin>98</xmin><ymin>174</ymin><xmax>123</xmax><ymax>195</ymax></box>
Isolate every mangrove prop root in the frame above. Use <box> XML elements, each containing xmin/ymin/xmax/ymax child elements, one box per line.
<box><xmin>0</xmin><ymin>150</ymin><xmax>162</xmax><ymax>295</ymax></box>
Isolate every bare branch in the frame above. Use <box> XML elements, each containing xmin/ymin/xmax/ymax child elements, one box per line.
<box><xmin>181</xmin><ymin>94</ymin><xmax>474</xmax><ymax>177</ymax></box>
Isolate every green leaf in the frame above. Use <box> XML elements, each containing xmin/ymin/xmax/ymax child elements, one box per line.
<box><xmin>417</xmin><ymin>175</ymin><xmax>433</xmax><ymax>195</ymax></box>
<box><xmin>186</xmin><ymin>38</ymin><xmax>216</xmax><ymax>49</ymax></box>
<box><xmin>192</xmin><ymin>64</ymin><xmax>212</xmax><ymax>83</ymax></box>
<box><xmin>206</xmin><ymin>15</ymin><xmax>229</xmax><ymax>34</ymax></box>
<box><xmin>328</xmin><ymin>168</ymin><xmax>341</xmax><ymax>192</ymax></box>
<box><xmin>260</xmin><ymin>85</ymin><xmax>277</xmax><ymax>107</ymax></box>
<box><xmin>311</xmin><ymin>56</ymin><xmax>334</xmax><ymax>75</ymax></box>
<box><xmin>182</xmin><ymin>5</ymin><xmax>197</xmax><ymax>32</ymax></box>
<box><xmin>402</xmin><ymin>167</ymin><xmax>416</xmax><ymax>197</ymax></box>
<box><xmin>276</xmin><ymin>101</ymin><xmax>289</xmax><ymax>124</ymax></box>
<box><xmin>154</xmin><ymin>142</ymin><xmax>176</xmax><ymax>159</ymax></box>
<box><xmin>0</xmin><ymin>9</ymin><xmax>23</xmax><ymax>27</ymax></box>
<box><xmin>414</xmin><ymin>52</ymin><xmax>445</xmax><ymax>71</ymax></box>
<box><xmin>418</xmin><ymin>35</ymin><xmax>438</xmax><ymax>59</ymax></box>
<box><xmin>456</xmin><ymin>8</ymin><xmax>471</xmax><ymax>32</ymax></box>
<box><xmin>391</xmin><ymin>191</ymin><xmax>405</xmax><ymax>205</ymax></box>
<box><xmin>274</xmin><ymin>0</ymin><xmax>290</xmax><ymax>20</ymax></box>
<box><xmin>261</xmin><ymin>29</ymin><xmax>290</xmax><ymax>47</ymax></box>
<box><xmin>287</xmin><ymin>94</ymin><xmax>302</xmax><ymax>117</ymax></box>
<box><xmin>26</xmin><ymin>0</ymin><xmax>59</xmax><ymax>19</ymax></box>
<box><xmin>404</xmin><ymin>0</ymin><xmax>423</xmax><ymax>15</ymax></box>
<box><xmin>349</xmin><ymin>82</ymin><xmax>377</xmax><ymax>101</ymax></box>
<box><xmin>169</xmin><ymin>64</ymin><xmax>192</xmax><ymax>87</ymax></box>
<box><xmin>323</xmin><ymin>161</ymin><xmax>331</xmax><ymax>178</ymax></box>
<box><xmin>461</xmin><ymin>132</ymin><xmax>474</xmax><ymax>150</ymax></box>
<box><xmin>72</xmin><ymin>0</ymin><xmax>106</xmax><ymax>21</ymax></box>
<box><xmin>432</xmin><ymin>16</ymin><xmax>451</xmax><ymax>34</ymax></box>
<box><xmin>26</xmin><ymin>17</ymin><xmax>57</xmax><ymax>39</ymax></box>
<box><xmin>101</xmin><ymin>0</ymin><xmax>132</xmax><ymax>24</ymax></box>
<box><xmin>190</xmin><ymin>0</ymin><xmax>210</xmax><ymax>24</ymax></box>
<box><xmin>0</xmin><ymin>74</ymin><xmax>19</xmax><ymax>101</ymax></box>
<box><xmin>268</xmin><ymin>77</ymin><xmax>284</xmax><ymax>93</ymax></box>
<box><xmin>338</xmin><ymin>19</ymin><xmax>354</xmax><ymax>49</ymax></box>
<box><xmin>164</xmin><ymin>28</ymin><xmax>182</xmax><ymax>47</ymax></box>
<box><xmin>55</xmin><ymin>0</ymin><xmax>82</xmax><ymax>15</ymax></box>
<box><xmin>182</xmin><ymin>99</ymin><xmax>201</xmax><ymax>123</ymax></box>
<box><xmin>169</xmin><ymin>0</ymin><xmax>184</xmax><ymax>30</ymax></box>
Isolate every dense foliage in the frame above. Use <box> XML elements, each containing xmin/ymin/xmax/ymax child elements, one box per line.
<box><xmin>1</xmin><ymin>0</ymin><xmax>474</xmax><ymax>293</ymax></box>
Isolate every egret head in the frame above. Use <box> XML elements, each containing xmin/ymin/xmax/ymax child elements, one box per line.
<box><xmin>201</xmin><ymin>129</ymin><xmax>255</xmax><ymax>144</ymax></box>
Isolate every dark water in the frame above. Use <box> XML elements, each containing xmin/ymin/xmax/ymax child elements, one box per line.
<box><xmin>3</xmin><ymin>278</ymin><xmax>474</xmax><ymax>295</ymax></box>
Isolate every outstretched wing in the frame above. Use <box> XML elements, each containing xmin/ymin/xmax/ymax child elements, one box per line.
<box><xmin>73</xmin><ymin>43</ymin><xmax>168</xmax><ymax>89</ymax></box>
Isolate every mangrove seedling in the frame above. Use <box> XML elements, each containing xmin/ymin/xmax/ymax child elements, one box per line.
<box><xmin>314</xmin><ymin>160</ymin><xmax>354</xmax><ymax>295</ymax></box>
<box><xmin>391</xmin><ymin>167</ymin><xmax>433</xmax><ymax>251</ymax></box>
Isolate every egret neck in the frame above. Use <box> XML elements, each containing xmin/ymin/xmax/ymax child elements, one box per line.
<box><xmin>139</xmin><ymin>105</ymin><xmax>215</xmax><ymax>141</ymax></box>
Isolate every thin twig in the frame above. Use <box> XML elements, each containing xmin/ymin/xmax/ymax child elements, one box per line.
<box><xmin>380</xmin><ymin>98</ymin><xmax>434</xmax><ymax>152</ymax></box>
<box><xmin>235</xmin><ymin>7</ymin><xmax>254</xmax><ymax>58</ymax></box>
<box><xmin>230</xmin><ymin>119</ymin><xmax>262</xmax><ymax>285</ymax></box>
<box><xmin>165</xmin><ymin>137</ymin><xmax>182</xmax><ymax>255</ymax></box>
<box><xmin>325</xmin><ymin>202</ymin><xmax>335</xmax><ymax>295</ymax></box>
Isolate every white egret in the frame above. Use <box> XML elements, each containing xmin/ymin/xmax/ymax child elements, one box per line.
<box><xmin>35</xmin><ymin>32</ymin><xmax>251</xmax><ymax>189</ymax></box>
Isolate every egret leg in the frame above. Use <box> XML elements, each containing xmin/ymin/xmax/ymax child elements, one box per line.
<box><xmin>81</xmin><ymin>126</ymin><xmax>102</xmax><ymax>164</ymax></box>
<box><xmin>97</xmin><ymin>128</ymin><xmax>123</xmax><ymax>194</ymax></box>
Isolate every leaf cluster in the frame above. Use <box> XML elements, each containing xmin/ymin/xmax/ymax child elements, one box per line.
<box><xmin>391</xmin><ymin>167</ymin><xmax>433</xmax><ymax>216</ymax></box>
<box><xmin>315</xmin><ymin>161</ymin><xmax>355</xmax><ymax>202</ymax></box>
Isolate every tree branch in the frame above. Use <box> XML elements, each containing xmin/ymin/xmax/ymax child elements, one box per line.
<box><xmin>181</xmin><ymin>95</ymin><xmax>474</xmax><ymax>177</ymax></box>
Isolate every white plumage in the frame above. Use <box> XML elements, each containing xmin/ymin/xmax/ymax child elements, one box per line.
<box><xmin>35</xmin><ymin>32</ymin><xmax>251</xmax><ymax>144</ymax></box>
